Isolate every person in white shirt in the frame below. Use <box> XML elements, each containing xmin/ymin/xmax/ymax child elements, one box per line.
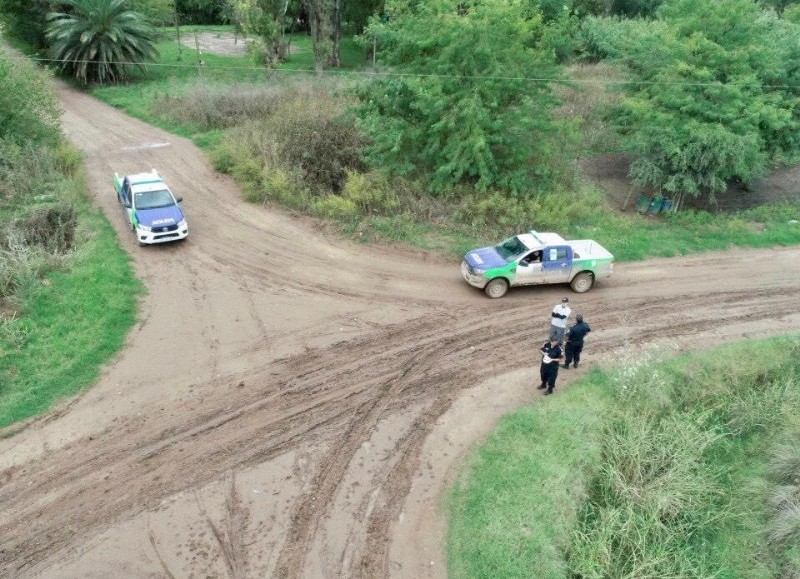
<box><xmin>549</xmin><ymin>297</ymin><xmax>571</xmax><ymax>343</ymax></box>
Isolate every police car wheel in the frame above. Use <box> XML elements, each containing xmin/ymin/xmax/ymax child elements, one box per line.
<box><xmin>484</xmin><ymin>278</ymin><xmax>509</xmax><ymax>299</ymax></box>
<box><xmin>570</xmin><ymin>272</ymin><xmax>594</xmax><ymax>293</ymax></box>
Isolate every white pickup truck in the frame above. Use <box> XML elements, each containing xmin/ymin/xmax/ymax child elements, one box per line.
<box><xmin>461</xmin><ymin>231</ymin><xmax>614</xmax><ymax>298</ymax></box>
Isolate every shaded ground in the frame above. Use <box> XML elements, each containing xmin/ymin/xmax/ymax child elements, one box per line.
<box><xmin>1</xmin><ymin>85</ymin><xmax>799</xmax><ymax>579</ymax></box>
<box><xmin>581</xmin><ymin>153</ymin><xmax>800</xmax><ymax>212</ymax></box>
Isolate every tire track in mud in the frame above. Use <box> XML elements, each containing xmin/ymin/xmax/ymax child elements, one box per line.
<box><xmin>1</xmin><ymin>284</ymin><xmax>795</xmax><ymax>577</ymax></box>
<box><xmin>4</xmin><ymin>82</ymin><xmax>799</xmax><ymax>579</ymax></box>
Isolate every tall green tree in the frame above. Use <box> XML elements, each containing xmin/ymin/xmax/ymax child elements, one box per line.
<box><xmin>232</xmin><ymin>0</ymin><xmax>293</xmax><ymax>64</ymax></box>
<box><xmin>355</xmin><ymin>0</ymin><xmax>563</xmax><ymax>193</ymax></box>
<box><xmin>46</xmin><ymin>0</ymin><xmax>159</xmax><ymax>84</ymax></box>
<box><xmin>601</xmin><ymin>0</ymin><xmax>800</xmax><ymax>203</ymax></box>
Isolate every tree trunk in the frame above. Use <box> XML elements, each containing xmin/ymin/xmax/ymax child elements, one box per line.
<box><xmin>175</xmin><ymin>10</ymin><xmax>182</xmax><ymax>60</ymax></box>
<box><xmin>327</xmin><ymin>0</ymin><xmax>342</xmax><ymax>68</ymax></box>
<box><xmin>302</xmin><ymin>0</ymin><xmax>330</xmax><ymax>73</ymax></box>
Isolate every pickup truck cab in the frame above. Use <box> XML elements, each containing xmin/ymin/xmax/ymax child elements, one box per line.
<box><xmin>114</xmin><ymin>170</ymin><xmax>188</xmax><ymax>245</ymax></box>
<box><xmin>461</xmin><ymin>231</ymin><xmax>614</xmax><ymax>298</ymax></box>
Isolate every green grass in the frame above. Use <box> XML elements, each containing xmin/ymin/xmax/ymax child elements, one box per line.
<box><xmin>570</xmin><ymin>199</ymin><xmax>800</xmax><ymax>262</ymax></box>
<box><xmin>448</xmin><ymin>371</ymin><xmax>612</xmax><ymax>579</ymax></box>
<box><xmin>0</xmin><ymin>202</ymin><xmax>140</xmax><ymax>428</ymax></box>
<box><xmin>448</xmin><ymin>337</ymin><xmax>800</xmax><ymax>578</ymax></box>
<box><xmin>90</xmin><ymin>27</ymin><xmax>266</xmax><ymax>142</ymax></box>
<box><xmin>89</xmin><ymin>26</ymin><xmax>367</xmax><ymax>147</ymax></box>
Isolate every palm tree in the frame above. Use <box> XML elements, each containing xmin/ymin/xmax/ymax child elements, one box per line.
<box><xmin>46</xmin><ymin>0</ymin><xmax>158</xmax><ymax>84</ymax></box>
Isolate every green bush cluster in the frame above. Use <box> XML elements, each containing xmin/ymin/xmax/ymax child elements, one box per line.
<box><xmin>0</xmin><ymin>50</ymin><xmax>82</xmax><ymax>302</ymax></box>
<box><xmin>275</xmin><ymin>113</ymin><xmax>366</xmax><ymax>193</ymax></box>
<box><xmin>311</xmin><ymin>170</ymin><xmax>399</xmax><ymax>220</ymax></box>
<box><xmin>455</xmin><ymin>187</ymin><xmax>604</xmax><ymax>233</ymax></box>
<box><xmin>210</xmin><ymin>86</ymin><xmax>371</xmax><ymax>201</ymax></box>
<box><xmin>0</xmin><ymin>231</ymin><xmax>70</xmax><ymax>299</ymax></box>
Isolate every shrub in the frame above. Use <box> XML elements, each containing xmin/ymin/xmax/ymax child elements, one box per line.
<box><xmin>0</xmin><ymin>140</ymin><xmax>64</xmax><ymax>207</ymax></box>
<box><xmin>52</xmin><ymin>142</ymin><xmax>83</xmax><ymax>176</ymax></box>
<box><xmin>17</xmin><ymin>204</ymin><xmax>77</xmax><ymax>253</ymax></box>
<box><xmin>0</xmin><ymin>231</ymin><xmax>62</xmax><ymax>299</ymax></box>
<box><xmin>766</xmin><ymin>440</ymin><xmax>800</xmax><ymax>576</ymax></box>
<box><xmin>0</xmin><ymin>314</ymin><xmax>30</xmax><ymax>351</ymax></box>
<box><xmin>277</xmin><ymin>114</ymin><xmax>367</xmax><ymax>193</ymax></box>
<box><xmin>312</xmin><ymin>195</ymin><xmax>359</xmax><ymax>220</ymax></box>
<box><xmin>456</xmin><ymin>191</ymin><xmax>530</xmax><ymax>230</ymax></box>
<box><xmin>785</xmin><ymin>5</ymin><xmax>800</xmax><ymax>24</ymax></box>
<box><xmin>209</xmin><ymin>140</ymin><xmax>239</xmax><ymax>173</ymax></box>
<box><xmin>341</xmin><ymin>170</ymin><xmax>398</xmax><ymax>215</ymax></box>
<box><xmin>261</xmin><ymin>168</ymin><xmax>300</xmax><ymax>206</ymax></box>
<box><xmin>0</xmin><ymin>49</ymin><xmax>61</xmax><ymax>147</ymax></box>
<box><xmin>231</xmin><ymin>158</ymin><xmax>263</xmax><ymax>200</ymax></box>
<box><xmin>455</xmin><ymin>187</ymin><xmax>604</xmax><ymax>234</ymax></box>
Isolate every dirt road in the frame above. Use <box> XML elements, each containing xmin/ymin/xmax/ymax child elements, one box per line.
<box><xmin>1</xmin><ymin>85</ymin><xmax>798</xmax><ymax>579</ymax></box>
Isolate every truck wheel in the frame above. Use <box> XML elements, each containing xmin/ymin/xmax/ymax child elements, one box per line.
<box><xmin>570</xmin><ymin>272</ymin><xmax>594</xmax><ymax>293</ymax></box>
<box><xmin>484</xmin><ymin>278</ymin><xmax>509</xmax><ymax>299</ymax></box>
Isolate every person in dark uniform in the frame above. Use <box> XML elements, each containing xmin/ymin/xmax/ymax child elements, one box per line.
<box><xmin>563</xmin><ymin>314</ymin><xmax>591</xmax><ymax>369</ymax></box>
<box><xmin>538</xmin><ymin>337</ymin><xmax>563</xmax><ymax>395</ymax></box>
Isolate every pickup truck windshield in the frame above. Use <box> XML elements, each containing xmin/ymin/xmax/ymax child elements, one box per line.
<box><xmin>494</xmin><ymin>236</ymin><xmax>528</xmax><ymax>261</ymax></box>
<box><xmin>135</xmin><ymin>189</ymin><xmax>175</xmax><ymax>210</ymax></box>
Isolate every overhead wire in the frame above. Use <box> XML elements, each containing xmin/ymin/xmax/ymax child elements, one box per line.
<box><xmin>16</xmin><ymin>55</ymin><xmax>800</xmax><ymax>90</ymax></box>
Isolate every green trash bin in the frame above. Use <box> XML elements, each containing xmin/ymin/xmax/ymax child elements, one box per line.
<box><xmin>635</xmin><ymin>194</ymin><xmax>651</xmax><ymax>213</ymax></box>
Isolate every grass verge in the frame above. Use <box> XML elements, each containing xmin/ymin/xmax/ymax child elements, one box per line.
<box><xmin>448</xmin><ymin>337</ymin><xmax>800</xmax><ymax>578</ymax></box>
<box><xmin>0</xmin><ymin>199</ymin><xmax>140</xmax><ymax>428</ymax></box>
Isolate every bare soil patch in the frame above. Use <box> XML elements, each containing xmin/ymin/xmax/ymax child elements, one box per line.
<box><xmin>179</xmin><ymin>31</ymin><xmax>250</xmax><ymax>56</ymax></box>
<box><xmin>178</xmin><ymin>31</ymin><xmax>308</xmax><ymax>58</ymax></box>
<box><xmin>581</xmin><ymin>153</ymin><xmax>800</xmax><ymax>212</ymax></box>
<box><xmin>1</xmin><ymin>84</ymin><xmax>799</xmax><ymax>579</ymax></box>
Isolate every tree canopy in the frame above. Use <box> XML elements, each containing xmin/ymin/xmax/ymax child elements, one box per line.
<box><xmin>355</xmin><ymin>0</ymin><xmax>563</xmax><ymax>194</ymax></box>
<box><xmin>591</xmin><ymin>0</ymin><xmax>800</xmax><ymax>202</ymax></box>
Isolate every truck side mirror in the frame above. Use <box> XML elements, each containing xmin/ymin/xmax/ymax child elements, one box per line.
<box><xmin>176</xmin><ymin>197</ymin><xmax>183</xmax><ymax>203</ymax></box>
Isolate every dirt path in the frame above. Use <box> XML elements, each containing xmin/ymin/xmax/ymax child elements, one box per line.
<box><xmin>1</xmin><ymin>84</ymin><xmax>799</xmax><ymax>579</ymax></box>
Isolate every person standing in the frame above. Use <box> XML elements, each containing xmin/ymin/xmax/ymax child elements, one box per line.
<box><xmin>549</xmin><ymin>297</ymin><xmax>571</xmax><ymax>343</ymax></box>
<box><xmin>538</xmin><ymin>337</ymin><xmax>563</xmax><ymax>395</ymax></box>
<box><xmin>563</xmin><ymin>314</ymin><xmax>591</xmax><ymax>369</ymax></box>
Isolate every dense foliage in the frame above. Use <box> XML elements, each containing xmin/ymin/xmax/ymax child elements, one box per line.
<box><xmin>0</xmin><ymin>0</ymin><xmax>56</xmax><ymax>47</ymax></box>
<box><xmin>356</xmin><ymin>0</ymin><xmax>563</xmax><ymax>194</ymax></box>
<box><xmin>0</xmin><ymin>51</ymin><xmax>60</xmax><ymax>147</ymax></box>
<box><xmin>0</xmin><ymin>48</ymin><xmax>79</xmax><ymax>299</ymax></box>
<box><xmin>584</xmin><ymin>0</ymin><xmax>800</xmax><ymax>204</ymax></box>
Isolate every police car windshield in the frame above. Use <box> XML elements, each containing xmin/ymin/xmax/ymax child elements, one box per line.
<box><xmin>495</xmin><ymin>236</ymin><xmax>528</xmax><ymax>260</ymax></box>
<box><xmin>135</xmin><ymin>189</ymin><xmax>175</xmax><ymax>210</ymax></box>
